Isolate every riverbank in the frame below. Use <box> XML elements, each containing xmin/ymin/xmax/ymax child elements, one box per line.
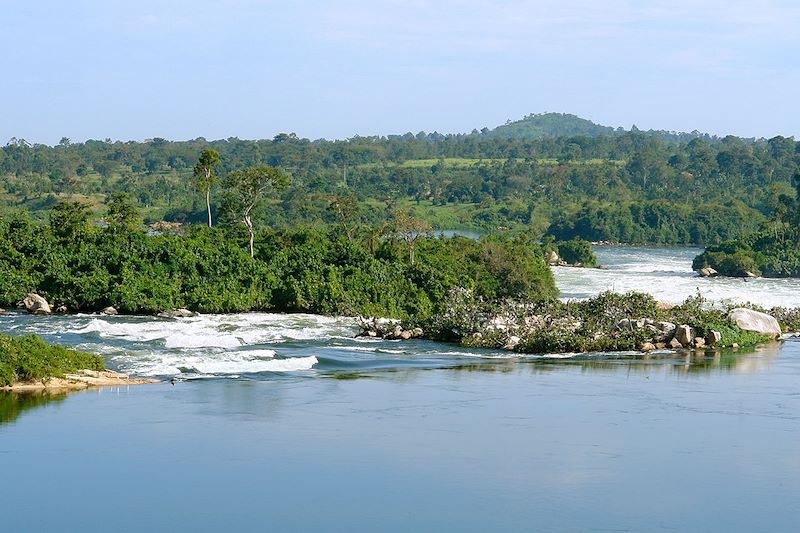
<box><xmin>3</xmin><ymin>369</ymin><xmax>158</xmax><ymax>391</ymax></box>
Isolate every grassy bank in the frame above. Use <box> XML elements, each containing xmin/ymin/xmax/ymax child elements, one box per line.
<box><xmin>0</xmin><ymin>334</ymin><xmax>104</xmax><ymax>387</ymax></box>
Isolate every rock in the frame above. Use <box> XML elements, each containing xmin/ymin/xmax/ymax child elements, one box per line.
<box><xmin>158</xmin><ymin>308</ymin><xmax>198</xmax><ymax>318</ymax></box>
<box><xmin>367</xmin><ymin>330</ymin><xmax>377</xmax><ymax>337</ymax></box>
<box><xmin>400</xmin><ymin>330</ymin><xmax>413</xmax><ymax>340</ymax></box>
<box><xmin>412</xmin><ymin>327</ymin><xmax>424</xmax><ymax>338</ymax></box>
<box><xmin>674</xmin><ymin>325</ymin><xmax>693</xmax><ymax>346</ymax></box>
<box><xmin>727</xmin><ymin>308</ymin><xmax>781</xmax><ymax>338</ymax></box>
<box><xmin>504</xmin><ymin>335</ymin><xmax>521</xmax><ymax>350</ymax></box>
<box><xmin>545</xmin><ymin>250</ymin><xmax>560</xmax><ymax>264</ymax></box>
<box><xmin>55</xmin><ymin>305</ymin><xmax>68</xmax><ymax>314</ymax></box>
<box><xmin>101</xmin><ymin>306</ymin><xmax>118</xmax><ymax>315</ymax></box>
<box><xmin>22</xmin><ymin>293</ymin><xmax>51</xmax><ymax>315</ymax></box>
<box><xmin>655</xmin><ymin>342</ymin><xmax>667</xmax><ymax>350</ymax></box>
<box><xmin>743</xmin><ymin>271</ymin><xmax>758</xmax><ymax>278</ymax></box>
<box><xmin>694</xmin><ymin>337</ymin><xmax>705</xmax><ymax>348</ymax></box>
<box><xmin>705</xmin><ymin>330</ymin><xmax>722</xmax><ymax>345</ymax></box>
<box><xmin>698</xmin><ymin>267</ymin><xmax>718</xmax><ymax>277</ymax></box>
<box><xmin>658</xmin><ymin>321</ymin><xmax>676</xmax><ymax>333</ymax></box>
<box><xmin>0</xmin><ymin>308</ymin><xmax>5</xmax><ymax>315</ymax></box>
<box><xmin>615</xmin><ymin>318</ymin><xmax>632</xmax><ymax>331</ymax></box>
<box><xmin>667</xmin><ymin>338</ymin><xmax>683</xmax><ymax>349</ymax></box>
<box><xmin>731</xmin><ymin>343</ymin><xmax>739</xmax><ymax>349</ymax></box>
<box><xmin>639</xmin><ymin>342</ymin><xmax>656</xmax><ymax>352</ymax></box>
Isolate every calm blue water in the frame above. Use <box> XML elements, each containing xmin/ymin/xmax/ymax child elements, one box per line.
<box><xmin>2</xmin><ymin>247</ymin><xmax>800</xmax><ymax>532</ymax></box>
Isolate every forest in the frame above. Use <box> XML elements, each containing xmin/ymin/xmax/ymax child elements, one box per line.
<box><xmin>2</xmin><ymin>113</ymin><xmax>798</xmax><ymax>246</ymax></box>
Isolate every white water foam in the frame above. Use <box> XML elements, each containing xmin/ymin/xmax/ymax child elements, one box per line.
<box><xmin>555</xmin><ymin>246</ymin><xmax>800</xmax><ymax>308</ymax></box>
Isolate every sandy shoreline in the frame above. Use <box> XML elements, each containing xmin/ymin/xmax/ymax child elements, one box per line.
<box><xmin>2</xmin><ymin>369</ymin><xmax>159</xmax><ymax>392</ymax></box>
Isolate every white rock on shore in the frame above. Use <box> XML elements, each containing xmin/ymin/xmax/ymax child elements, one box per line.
<box><xmin>727</xmin><ymin>308</ymin><xmax>782</xmax><ymax>338</ymax></box>
<box><xmin>22</xmin><ymin>293</ymin><xmax>51</xmax><ymax>315</ymax></box>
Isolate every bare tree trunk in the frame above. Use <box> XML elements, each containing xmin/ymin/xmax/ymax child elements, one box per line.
<box><xmin>244</xmin><ymin>214</ymin><xmax>254</xmax><ymax>258</ymax></box>
<box><xmin>206</xmin><ymin>188</ymin><xmax>212</xmax><ymax>227</ymax></box>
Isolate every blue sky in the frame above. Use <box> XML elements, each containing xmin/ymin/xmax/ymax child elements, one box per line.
<box><xmin>2</xmin><ymin>0</ymin><xmax>799</xmax><ymax>144</ymax></box>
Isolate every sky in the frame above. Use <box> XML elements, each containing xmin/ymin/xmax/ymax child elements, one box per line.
<box><xmin>2</xmin><ymin>0</ymin><xmax>799</xmax><ymax>144</ymax></box>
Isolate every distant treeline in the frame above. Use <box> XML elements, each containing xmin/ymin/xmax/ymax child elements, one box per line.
<box><xmin>1</xmin><ymin>113</ymin><xmax>798</xmax><ymax>245</ymax></box>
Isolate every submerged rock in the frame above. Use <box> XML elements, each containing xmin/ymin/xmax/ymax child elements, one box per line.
<box><xmin>727</xmin><ymin>308</ymin><xmax>781</xmax><ymax>338</ymax></box>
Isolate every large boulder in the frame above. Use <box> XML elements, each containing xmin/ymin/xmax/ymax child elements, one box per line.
<box><xmin>101</xmin><ymin>306</ymin><xmax>118</xmax><ymax>316</ymax></box>
<box><xmin>674</xmin><ymin>325</ymin><xmax>693</xmax><ymax>347</ymax></box>
<box><xmin>22</xmin><ymin>293</ymin><xmax>51</xmax><ymax>315</ymax></box>
<box><xmin>158</xmin><ymin>308</ymin><xmax>198</xmax><ymax>318</ymax></box>
<box><xmin>705</xmin><ymin>330</ymin><xmax>722</xmax><ymax>345</ymax></box>
<box><xmin>698</xmin><ymin>267</ymin><xmax>718</xmax><ymax>277</ymax></box>
<box><xmin>545</xmin><ymin>250</ymin><xmax>560</xmax><ymax>265</ymax></box>
<box><xmin>727</xmin><ymin>308</ymin><xmax>781</xmax><ymax>338</ymax></box>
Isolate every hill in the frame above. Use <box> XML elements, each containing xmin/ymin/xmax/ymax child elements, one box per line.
<box><xmin>481</xmin><ymin>113</ymin><xmax>616</xmax><ymax>139</ymax></box>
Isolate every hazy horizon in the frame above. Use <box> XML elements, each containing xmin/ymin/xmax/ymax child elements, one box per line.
<box><xmin>4</xmin><ymin>1</ymin><xmax>799</xmax><ymax>144</ymax></box>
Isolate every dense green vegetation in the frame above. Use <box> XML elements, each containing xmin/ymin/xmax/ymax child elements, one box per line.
<box><xmin>694</xmin><ymin>178</ymin><xmax>800</xmax><ymax>277</ymax></box>
<box><xmin>2</xmin><ymin>113</ymin><xmax>798</xmax><ymax>245</ymax></box>
<box><xmin>424</xmin><ymin>291</ymin><xmax>786</xmax><ymax>354</ymax></box>
<box><xmin>0</xmin><ymin>199</ymin><xmax>557</xmax><ymax>317</ymax></box>
<box><xmin>0</xmin><ymin>334</ymin><xmax>104</xmax><ymax>387</ymax></box>
<box><xmin>556</xmin><ymin>238</ymin><xmax>598</xmax><ymax>267</ymax></box>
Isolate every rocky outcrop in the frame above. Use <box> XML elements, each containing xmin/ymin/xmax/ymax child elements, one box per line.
<box><xmin>158</xmin><ymin>308</ymin><xmax>198</xmax><ymax>318</ymax></box>
<box><xmin>698</xmin><ymin>267</ymin><xmax>718</xmax><ymax>277</ymax></box>
<box><xmin>727</xmin><ymin>308</ymin><xmax>781</xmax><ymax>338</ymax></box>
<box><xmin>22</xmin><ymin>293</ymin><xmax>51</xmax><ymax>315</ymax></box>
<box><xmin>357</xmin><ymin>317</ymin><xmax>424</xmax><ymax>340</ymax></box>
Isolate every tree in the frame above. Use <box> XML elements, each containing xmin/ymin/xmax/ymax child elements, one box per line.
<box><xmin>49</xmin><ymin>200</ymin><xmax>91</xmax><ymax>241</ymax></box>
<box><xmin>393</xmin><ymin>209</ymin><xmax>431</xmax><ymax>265</ymax></box>
<box><xmin>193</xmin><ymin>149</ymin><xmax>221</xmax><ymax>227</ymax></box>
<box><xmin>224</xmin><ymin>165</ymin><xmax>289</xmax><ymax>257</ymax></box>
<box><xmin>327</xmin><ymin>194</ymin><xmax>361</xmax><ymax>241</ymax></box>
<box><xmin>106</xmin><ymin>192</ymin><xmax>142</xmax><ymax>233</ymax></box>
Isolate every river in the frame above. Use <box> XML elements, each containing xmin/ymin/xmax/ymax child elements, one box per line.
<box><xmin>1</xmin><ymin>246</ymin><xmax>799</xmax><ymax>532</ymax></box>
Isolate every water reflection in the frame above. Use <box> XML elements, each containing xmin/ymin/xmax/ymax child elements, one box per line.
<box><xmin>320</xmin><ymin>342</ymin><xmax>783</xmax><ymax>380</ymax></box>
<box><xmin>0</xmin><ymin>343</ymin><xmax>785</xmax><ymax>426</ymax></box>
<box><xmin>0</xmin><ymin>390</ymin><xmax>69</xmax><ymax>426</ymax></box>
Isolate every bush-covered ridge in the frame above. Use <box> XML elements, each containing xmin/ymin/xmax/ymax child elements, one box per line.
<box><xmin>0</xmin><ymin>334</ymin><xmax>104</xmax><ymax>387</ymax></box>
<box><xmin>0</xmin><ymin>200</ymin><xmax>558</xmax><ymax>318</ymax></box>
